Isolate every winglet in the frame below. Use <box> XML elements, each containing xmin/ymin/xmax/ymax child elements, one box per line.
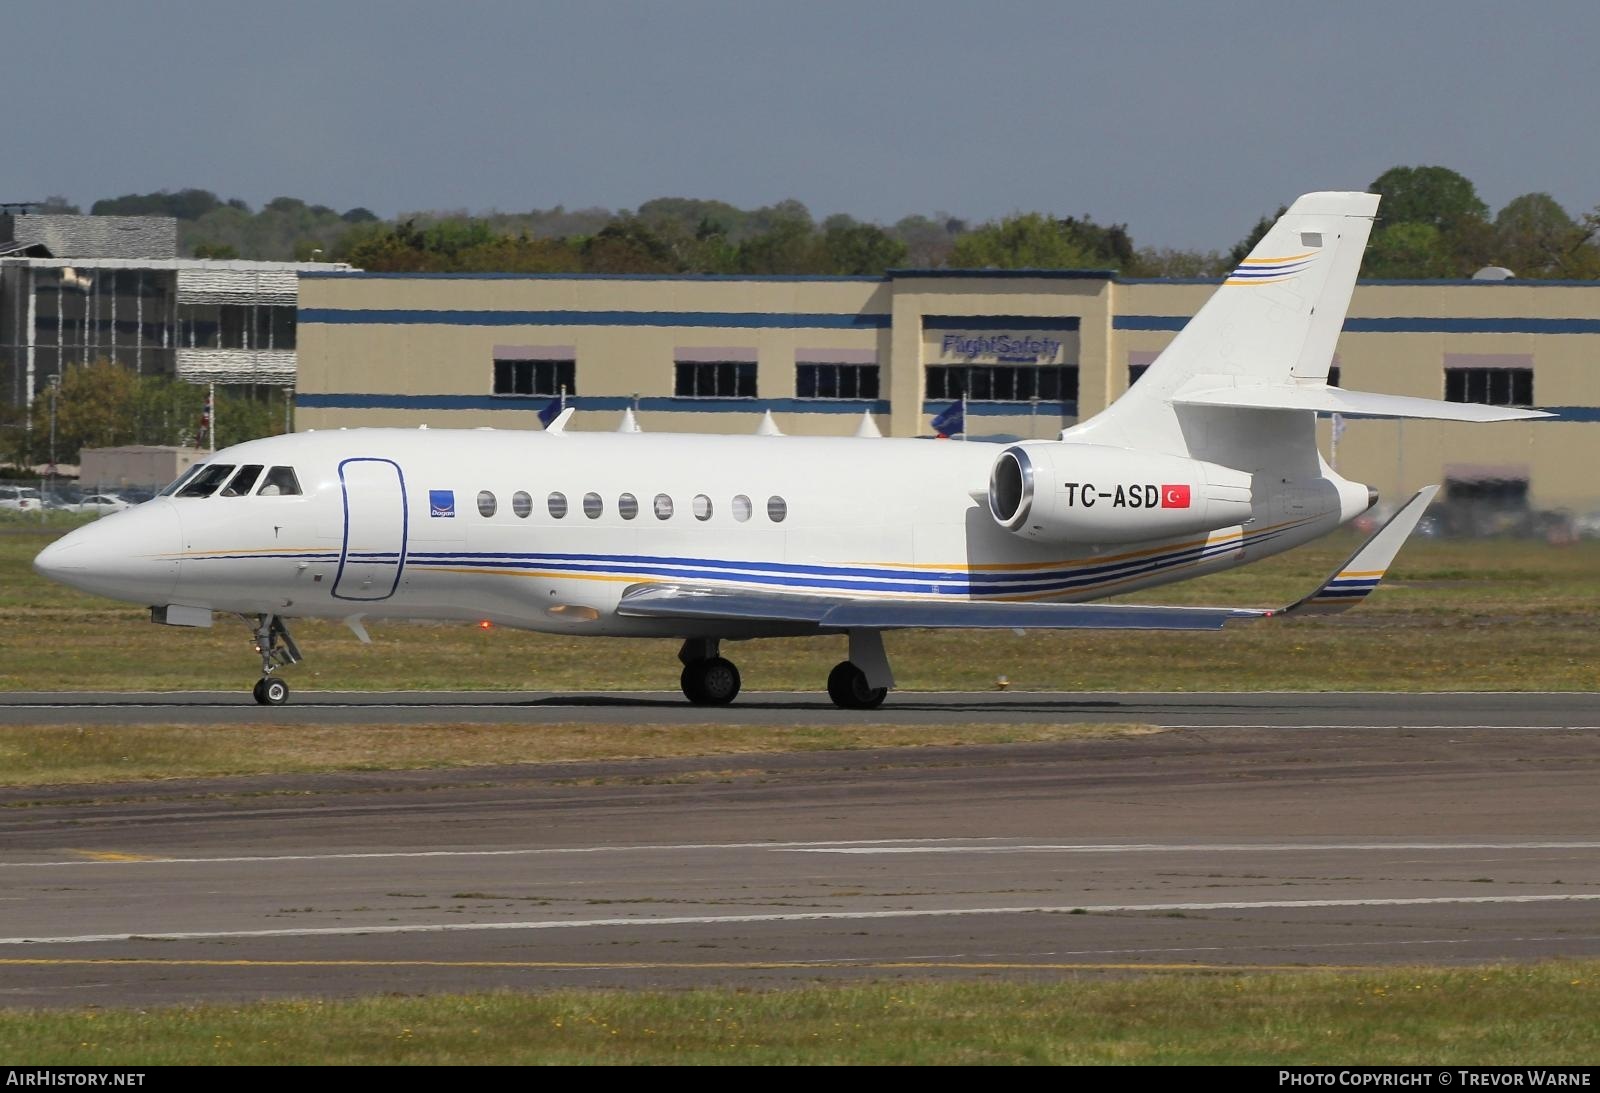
<box><xmin>545</xmin><ymin>407</ymin><xmax>575</xmax><ymax>435</ymax></box>
<box><xmin>1282</xmin><ymin>485</ymin><xmax>1440</xmax><ymax>616</ymax></box>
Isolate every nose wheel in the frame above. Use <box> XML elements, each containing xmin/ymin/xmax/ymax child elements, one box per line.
<box><xmin>246</xmin><ymin>613</ymin><xmax>301</xmax><ymax>705</ymax></box>
<box><xmin>252</xmin><ymin>677</ymin><xmax>290</xmax><ymax>706</ymax></box>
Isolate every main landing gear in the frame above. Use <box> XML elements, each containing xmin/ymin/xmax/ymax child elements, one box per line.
<box><xmin>676</xmin><ymin>630</ymin><xmax>895</xmax><ymax>710</ymax></box>
<box><xmin>678</xmin><ymin>638</ymin><xmax>741</xmax><ymax>705</ymax></box>
<box><xmin>247</xmin><ymin>613</ymin><xmax>302</xmax><ymax>706</ymax></box>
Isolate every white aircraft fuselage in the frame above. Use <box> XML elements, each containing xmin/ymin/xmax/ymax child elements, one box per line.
<box><xmin>36</xmin><ymin>427</ymin><xmax>1369</xmax><ymax>639</ymax></box>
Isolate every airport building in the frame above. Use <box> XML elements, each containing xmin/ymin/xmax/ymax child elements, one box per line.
<box><xmin>296</xmin><ymin>270</ymin><xmax>1600</xmax><ymax>512</ymax></box>
<box><xmin>0</xmin><ymin>209</ymin><xmax>348</xmax><ymax>410</ymax></box>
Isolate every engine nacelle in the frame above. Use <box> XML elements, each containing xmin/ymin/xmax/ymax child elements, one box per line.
<box><xmin>987</xmin><ymin>442</ymin><xmax>1253</xmax><ymax>544</ymax></box>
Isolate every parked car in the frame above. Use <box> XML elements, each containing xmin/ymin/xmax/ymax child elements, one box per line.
<box><xmin>0</xmin><ymin>485</ymin><xmax>42</xmax><ymax>512</ymax></box>
<box><xmin>75</xmin><ymin>493</ymin><xmax>132</xmax><ymax>514</ymax></box>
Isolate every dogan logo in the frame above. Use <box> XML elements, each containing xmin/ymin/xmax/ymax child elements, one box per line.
<box><xmin>429</xmin><ymin>490</ymin><xmax>456</xmax><ymax>518</ymax></box>
<box><xmin>1062</xmin><ymin>483</ymin><xmax>1191</xmax><ymax>509</ymax></box>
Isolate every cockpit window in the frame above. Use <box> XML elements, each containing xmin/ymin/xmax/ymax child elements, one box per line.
<box><xmin>221</xmin><ymin>465</ymin><xmax>264</xmax><ymax>497</ymax></box>
<box><xmin>177</xmin><ymin>464</ymin><xmax>237</xmax><ymax>498</ymax></box>
<box><xmin>159</xmin><ymin>464</ymin><xmax>206</xmax><ymax>497</ymax></box>
<box><xmin>257</xmin><ymin>466</ymin><xmax>302</xmax><ymax>496</ymax></box>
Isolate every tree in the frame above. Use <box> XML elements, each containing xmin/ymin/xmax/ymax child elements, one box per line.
<box><xmin>1363</xmin><ymin>222</ymin><xmax>1456</xmax><ymax>279</ymax></box>
<box><xmin>948</xmin><ymin>213</ymin><xmax>1098</xmax><ymax>269</ymax></box>
<box><xmin>91</xmin><ymin>188</ymin><xmax>225</xmax><ymax>220</ymax></box>
<box><xmin>1493</xmin><ymin>193</ymin><xmax>1585</xmax><ymax>277</ymax></box>
<box><xmin>1369</xmin><ymin>166</ymin><xmax>1489</xmax><ymax>233</ymax></box>
<box><xmin>819</xmin><ymin>222</ymin><xmax>907</xmax><ymax>275</ymax></box>
<box><xmin>1225</xmin><ymin>206</ymin><xmax>1287</xmax><ymax>269</ymax></box>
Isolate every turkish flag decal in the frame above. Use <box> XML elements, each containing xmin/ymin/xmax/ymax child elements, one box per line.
<box><xmin>1161</xmin><ymin>484</ymin><xmax>1192</xmax><ymax>508</ymax></box>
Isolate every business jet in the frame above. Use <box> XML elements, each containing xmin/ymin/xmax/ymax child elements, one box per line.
<box><xmin>33</xmin><ymin>192</ymin><xmax>1544</xmax><ymax>707</ymax></box>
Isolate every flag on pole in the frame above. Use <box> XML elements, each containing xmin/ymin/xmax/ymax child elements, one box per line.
<box><xmin>930</xmin><ymin>399</ymin><xmax>964</xmax><ymax>439</ymax></box>
<box><xmin>537</xmin><ymin>398</ymin><xmax>563</xmax><ymax>428</ymax></box>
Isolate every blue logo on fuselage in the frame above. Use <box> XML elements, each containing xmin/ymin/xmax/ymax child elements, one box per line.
<box><xmin>429</xmin><ymin>489</ymin><xmax>455</xmax><ymax>518</ymax></box>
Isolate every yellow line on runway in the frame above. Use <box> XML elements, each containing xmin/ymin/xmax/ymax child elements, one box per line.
<box><xmin>0</xmin><ymin>957</ymin><xmax>1354</xmax><ymax>973</ymax></box>
<box><xmin>66</xmin><ymin>850</ymin><xmax>165</xmax><ymax>863</ymax></box>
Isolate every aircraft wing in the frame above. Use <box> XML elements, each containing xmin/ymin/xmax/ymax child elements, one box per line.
<box><xmin>617</xmin><ymin>487</ymin><xmax>1440</xmax><ymax>631</ymax></box>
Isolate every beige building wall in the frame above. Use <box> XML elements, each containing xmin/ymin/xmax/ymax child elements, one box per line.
<box><xmin>296</xmin><ymin>272</ymin><xmax>1600</xmax><ymax>513</ymax></box>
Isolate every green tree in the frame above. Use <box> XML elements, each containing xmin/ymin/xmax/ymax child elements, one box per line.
<box><xmin>819</xmin><ymin>222</ymin><xmax>907</xmax><ymax>274</ymax></box>
<box><xmin>1225</xmin><ymin>206</ymin><xmax>1287</xmax><ymax>268</ymax></box>
<box><xmin>948</xmin><ymin>213</ymin><xmax>1098</xmax><ymax>269</ymax></box>
<box><xmin>1493</xmin><ymin>193</ymin><xmax>1585</xmax><ymax>277</ymax></box>
<box><xmin>1363</xmin><ymin>222</ymin><xmax>1456</xmax><ymax>279</ymax></box>
<box><xmin>1370</xmin><ymin>166</ymin><xmax>1489</xmax><ymax>233</ymax></box>
<box><xmin>736</xmin><ymin>215</ymin><xmax>822</xmax><ymax>274</ymax></box>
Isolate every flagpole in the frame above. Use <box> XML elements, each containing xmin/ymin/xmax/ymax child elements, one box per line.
<box><xmin>961</xmin><ymin>394</ymin><xmax>967</xmax><ymax>441</ymax></box>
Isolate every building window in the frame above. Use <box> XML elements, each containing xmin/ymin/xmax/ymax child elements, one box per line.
<box><xmin>675</xmin><ymin>361</ymin><xmax>756</xmax><ymax>398</ymax></box>
<box><xmin>494</xmin><ymin>358</ymin><xmax>575</xmax><ymax>397</ymax></box>
<box><xmin>1327</xmin><ymin>366</ymin><xmax>1341</xmax><ymax>388</ymax></box>
<box><xmin>925</xmin><ymin>365</ymin><xmax>1078</xmax><ymax>402</ymax></box>
<box><xmin>1446</xmin><ymin>368</ymin><xmax>1532</xmax><ymax>407</ymax></box>
<box><xmin>1128</xmin><ymin>364</ymin><xmax>1149</xmax><ymax>387</ymax></box>
<box><xmin>796</xmin><ymin>363</ymin><xmax>879</xmax><ymax>400</ymax></box>
<box><xmin>176</xmin><ymin>303</ymin><xmax>295</xmax><ymax>350</ymax></box>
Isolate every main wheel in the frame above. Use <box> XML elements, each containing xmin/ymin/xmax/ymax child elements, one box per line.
<box><xmin>256</xmin><ymin>677</ymin><xmax>289</xmax><ymax>706</ymax></box>
<box><xmin>680</xmin><ymin>657</ymin><xmax>741</xmax><ymax>705</ymax></box>
<box><xmin>827</xmin><ymin>661</ymin><xmax>887</xmax><ymax>710</ymax></box>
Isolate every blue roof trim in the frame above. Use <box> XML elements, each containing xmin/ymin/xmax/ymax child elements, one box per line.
<box><xmin>1115</xmin><ymin>315</ymin><xmax>1600</xmax><ymax>334</ymax></box>
<box><xmin>299</xmin><ymin>308</ymin><xmax>891</xmax><ymax>330</ymax></box>
<box><xmin>923</xmin><ymin>314</ymin><xmax>1083</xmax><ymax>331</ymax></box>
<box><xmin>296</xmin><ymin>394</ymin><xmax>892</xmax><ymax>414</ymax></box>
<box><xmin>300</xmin><ymin>271</ymin><xmax>886</xmax><ymax>283</ymax></box>
<box><xmin>889</xmin><ymin>268</ymin><xmax>1116</xmax><ymax>280</ymax></box>
<box><xmin>1115</xmin><ymin>277</ymin><xmax>1600</xmax><ymax>287</ymax></box>
<box><xmin>922</xmin><ymin>400</ymin><xmax>1076</xmax><ymax>417</ymax></box>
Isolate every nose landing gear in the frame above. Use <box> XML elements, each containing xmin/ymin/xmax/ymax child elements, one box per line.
<box><xmin>247</xmin><ymin>613</ymin><xmax>301</xmax><ymax>705</ymax></box>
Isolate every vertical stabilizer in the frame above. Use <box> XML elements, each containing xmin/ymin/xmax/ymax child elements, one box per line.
<box><xmin>1069</xmin><ymin>191</ymin><xmax>1379</xmax><ymax>461</ymax></box>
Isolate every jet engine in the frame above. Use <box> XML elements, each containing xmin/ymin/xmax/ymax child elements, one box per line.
<box><xmin>987</xmin><ymin>442</ymin><xmax>1253</xmax><ymax>544</ymax></box>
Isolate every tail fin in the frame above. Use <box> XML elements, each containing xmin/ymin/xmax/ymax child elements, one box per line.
<box><xmin>1070</xmin><ymin>191</ymin><xmax>1380</xmax><ymax>459</ymax></box>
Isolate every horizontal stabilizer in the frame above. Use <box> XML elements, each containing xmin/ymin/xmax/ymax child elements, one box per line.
<box><xmin>1175</xmin><ymin>384</ymin><xmax>1550</xmax><ymax>422</ymax></box>
<box><xmin>617</xmin><ymin>584</ymin><xmax>1257</xmax><ymax>631</ymax></box>
<box><xmin>1283</xmin><ymin>485</ymin><xmax>1440</xmax><ymax>615</ymax></box>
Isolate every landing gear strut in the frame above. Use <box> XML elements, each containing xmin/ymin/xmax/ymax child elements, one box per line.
<box><xmin>678</xmin><ymin>638</ymin><xmax>741</xmax><ymax>705</ymax></box>
<box><xmin>247</xmin><ymin>613</ymin><xmax>301</xmax><ymax>706</ymax></box>
<box><xmin>826</xmin><ymin>629</ymin><xmax>894</xmax><ymax>710</ymax></box>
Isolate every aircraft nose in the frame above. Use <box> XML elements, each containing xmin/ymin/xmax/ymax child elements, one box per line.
<box><xmin>33</xmin><ymin>501</ymin><xmax>182</xmax><ymax>605</ymax></box>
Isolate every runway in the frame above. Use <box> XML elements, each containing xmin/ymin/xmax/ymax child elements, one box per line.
<box><xmin>2</xmin><ymin>688</ymin><xmax>1598</xmax><ymax>728</ymax></box>
<box><xmin>1</xmin><ymin>696</ymin><xmax>1598</xmax><ymax>1007</ymax></box>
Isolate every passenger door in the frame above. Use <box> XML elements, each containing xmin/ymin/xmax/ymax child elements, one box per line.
<box><xmin>333</xmin><ymin>457</ymin><xmax>407</xmax><ymax>601</ymax></box>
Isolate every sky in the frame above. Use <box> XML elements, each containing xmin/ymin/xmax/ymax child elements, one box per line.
<box><xmin>5</xmin><ymin>0</ymin><xmax>1598</xmax><ymax>252</ymax></box>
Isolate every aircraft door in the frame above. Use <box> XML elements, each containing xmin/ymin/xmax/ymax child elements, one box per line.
<box><xmin>333</xmin><ymin>457</ymin><xmax>408</xmax><ymax>601</ymax></box>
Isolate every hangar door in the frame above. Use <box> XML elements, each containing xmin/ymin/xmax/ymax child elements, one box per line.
<box><xmin>333</xmin><ymin>457</ymin><xmax>408</xmax><ymax>601</ymax></box>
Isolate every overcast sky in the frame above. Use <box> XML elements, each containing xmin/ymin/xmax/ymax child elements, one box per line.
<box><xmin>6</xmin><ymin>0</ymin><xmax>1597</xmax><ymax>252</ymax></box>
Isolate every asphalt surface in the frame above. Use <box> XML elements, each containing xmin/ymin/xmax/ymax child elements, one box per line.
<box><xmin>2</xmin><ymin>688</ymin><xmax>1599</xmax><ymax>728</ymax></box>
<box><xmin>1</xmin><ymin>691</ymin><xmax>1598</xmax><ymax>1007</ymax></box>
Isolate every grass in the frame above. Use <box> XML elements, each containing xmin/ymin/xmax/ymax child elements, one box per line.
<box><xmin>5</xmin><ymin>522</ymin><xmax>1600</xmax><ymax>693</ymax></box>
<box><xmin>0</xmin><ymin>720</ymin><xmax>1157</xmax><ymax>787</ymax></box>
<box><xmin>3</xmin><ymin>963</ymin><xmax>1598</xmax><ymax>1064</ymax></box>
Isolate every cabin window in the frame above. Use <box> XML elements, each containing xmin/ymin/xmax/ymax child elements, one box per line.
<box><xmin>258</xmin><ymin>466</ymin><xmax>302</xmax><ymax>496</ymax></box>
<box><xmin>767</xmin><ymin>495</ymin><xmax>788</xmax><ymax>522</ymax></box>
<box><xmin>548</xmin><ymin>491</ymin><xmax>568</xmax><ymax>518</ymax></box>
<box><xmin>220</xmin><ymin>465</ymin><xmax>263</xmax><ymax>497</ymax></box>
<box><xmin>512</xmin><ymin>491</ymin><xmax>532</xmax><ymax>518</ymax></box>
<box><xmin>693</xmin><ymin>494</ymin><xmax>713</xmax><ymax>521</ymax></box>
<box><xmin>654</xmin><ymin>493</ymin><xmax>674</xmax><ymax>520</ymax></box>
<box><xmin>618</xmin><ymin>493</ymin><xmax>639</xmax><ymax>520</ymax></box>
<box><xmin>178</xmin><ymin>464</ymin><xmax>236</xmax><ymax>498</ymax></box>
<box><xmin>732</xmin><ymin>495</ymin><xmax>752</xmax><ymax>522</ymax></box>
<box><xmin>583</xmin><ymin>492</ymin><xmax>603</xmax><ymax>519</ymax></box>
<box><xmin>477</xmin><ymin>490</ymin><xmax>497</xmax><ymax>517</ymax></box>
